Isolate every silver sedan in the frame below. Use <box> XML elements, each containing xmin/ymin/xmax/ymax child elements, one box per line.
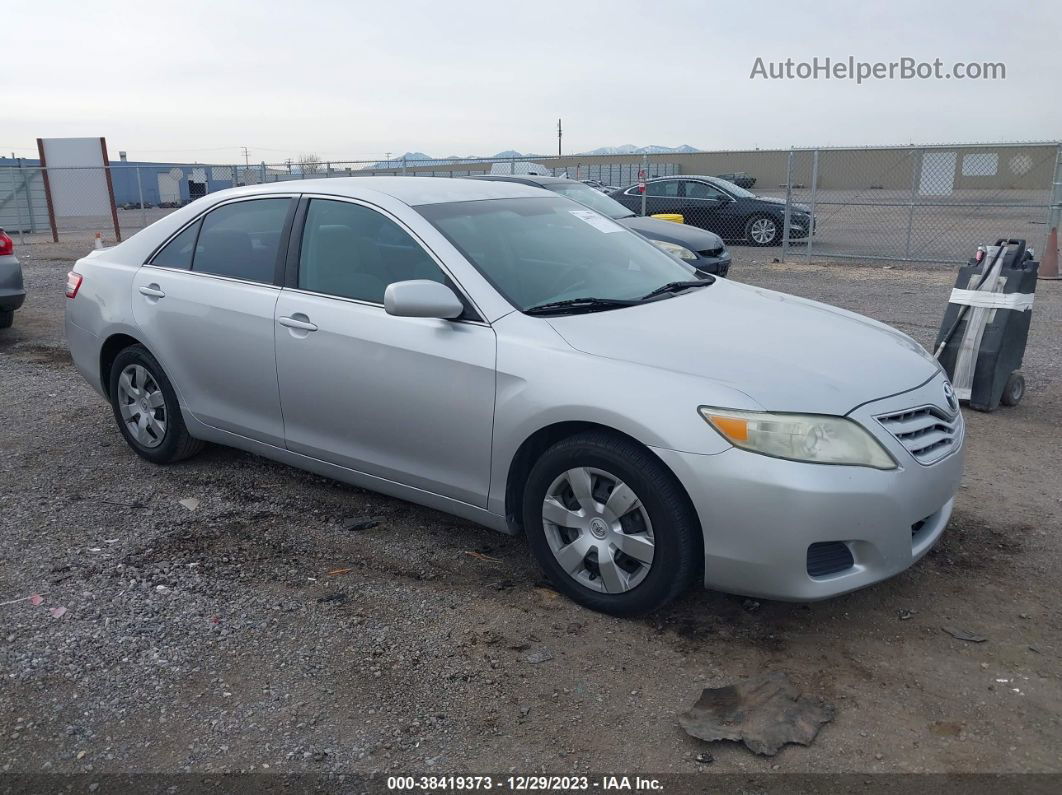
<box><xmin>64</xmin><ymin>178</ymin><xmax>964</xmax><ymax>615</ymax></box>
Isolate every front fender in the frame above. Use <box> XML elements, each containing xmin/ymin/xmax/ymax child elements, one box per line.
<box><xmin>487</xmin><ymin>314</ymin><xmax>760</xmax><ymax>516</ymax></box>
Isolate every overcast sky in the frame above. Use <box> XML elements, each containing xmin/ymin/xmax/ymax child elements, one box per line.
<box><xmin>4</xmin><ymin>0</ymin><xmax>1059</xmax><ymax>163</ymax></box>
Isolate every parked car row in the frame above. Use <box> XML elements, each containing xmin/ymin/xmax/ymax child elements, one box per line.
<box><xmin>609</xmin><ymin>176</ymin><xmax>814</xmax><ymax>247</ymax></box>
<box><xmin>64</xmin><ymin>176</ymin><xmax>961</xmax><ymax>616</ymax></box>
<box><xmin>715</xmin><ymin>171</ymin><xmax>756</xmax><ymax>189</ymax></box>
<box><xmin>470</xmin><ymin>174</ymin><xmax>731</xmax><ymax>276</ymax></box>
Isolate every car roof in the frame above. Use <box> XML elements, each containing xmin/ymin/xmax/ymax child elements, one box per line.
<box><xmin>469</xmin><ymin>174</ymin><xmax>576</xmax><ymax>188</ymax></box>
<box><xmin>211</xmin><ymin>176</ymin><xmax>548</xmax><ymax>207</ymax></box>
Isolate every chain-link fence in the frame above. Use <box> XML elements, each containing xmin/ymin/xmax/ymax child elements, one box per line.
<box><xmin>3</xmin><ymin>142</ymin><xmax>1059</xmax><ymax>267</ymax></box>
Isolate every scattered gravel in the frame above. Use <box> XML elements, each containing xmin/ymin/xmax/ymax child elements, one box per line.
<box><xmin>1</xmin><ymin>249</ymin><xmax>1059</xmax><ymax>775</ymax></box>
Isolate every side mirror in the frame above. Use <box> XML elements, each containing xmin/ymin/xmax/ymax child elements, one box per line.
<box><xmin>384</xmin><ymin>280</ymin><xmax>464</xmax><ymax>319</ymax></box>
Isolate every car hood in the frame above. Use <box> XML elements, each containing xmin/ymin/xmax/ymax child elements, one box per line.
<box><xmin>619</xmin><ymin>216</ymin><xmax>725</xmax><ymax>251</ymax></box>
<box><xmin>754</xmin><ymin>196</ymin><xmax>812</xmax><ymax>213</ymax></box>
<box><xmin>545</xmin><ymin>279</ymin><xmax>938</xmax><ymax>415</ymax></box>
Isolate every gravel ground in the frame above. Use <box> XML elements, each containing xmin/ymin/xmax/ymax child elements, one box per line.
<box><xmin>1</xmin><ymin>243</ymin><xmax>1060</xmax><ymax>779</ymax></box>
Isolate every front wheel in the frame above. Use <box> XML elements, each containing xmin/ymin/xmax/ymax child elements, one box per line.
<box><xmin>522</xmin><ymin>431</ymin><xmax>701</xmax><ymax>616</ymax></box>
<box><xmin>109</xmin><ymin>345</ymin><xmax>204</xmax><ymax>464</ymax></box>
<box><xmin>745</xmin><ymin>214</ymin><xmax>781</xmax><ymax>246</ymax></box>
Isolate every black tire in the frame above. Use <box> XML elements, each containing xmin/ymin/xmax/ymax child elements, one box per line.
<box><xmin>108</xmin><ymin>344</ymin><xmax>204</xmax><ymax>464</ymax></box>
<box><xmin>0</xmin><ymin>309</ymin><xmax>12</xmax><ymax>329</ymax></box>
<box><xmin>522</xmin><ymin>431</ymin><xmax>701</xmax><ymax>616</ymax></box>
<box><xmin>744</xmin><ymin>214</ymin><xmax>782</xmax><ymax>246</ymax></box>
<box><xmin>1001</xmin><ymin>372</ymin><xmax>1025</xmax><ymax>407</ymax></box>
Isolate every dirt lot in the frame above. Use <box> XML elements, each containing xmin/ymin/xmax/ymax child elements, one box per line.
<box><xmin>1</xmin><ymin>242</ymin><xmax>1060</xmax><ymax>780</ymax></box>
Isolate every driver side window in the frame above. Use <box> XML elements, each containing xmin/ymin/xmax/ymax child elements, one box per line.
<box><xmin>298</xmin><ymin>199</ymin><xmax>448</xmax><ymax>304</ymax></box>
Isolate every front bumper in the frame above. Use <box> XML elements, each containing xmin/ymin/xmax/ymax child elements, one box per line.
<box><xmin>653</xmin><ymin>374</ymin><xmax>965</xmax><ymax>601</ymax></box>
<box><xmin>787</xmin><ymin>216</ymin><xmax>814</xmax><ymax>239</ymax></box>
<box><xmin>694</xmin><ymin>251</ymin><xmax>731</xmax><ymax>277</ymax></box>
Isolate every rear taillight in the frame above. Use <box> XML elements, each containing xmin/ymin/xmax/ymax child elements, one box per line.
<box><xmin>0</xmin><ymin>230</ymin><xmax>13</xmax><ymax>256</ymax></box>
<box><xmin>65</xmin><ymin>271</ymin><xmax>83</xmax><ymax>299</ymax></box>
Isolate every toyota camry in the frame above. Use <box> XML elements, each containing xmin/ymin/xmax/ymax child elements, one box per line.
<box><xmin>65</xmin><ymin>178</ymin><xmax>963</xmax><ymax>615</ymax></box>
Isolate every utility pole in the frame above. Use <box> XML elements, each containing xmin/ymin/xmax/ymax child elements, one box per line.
<box><xmin>557</xmin><ymin>118</ymin><xmax>562</xmax><ymax>158</ymax></box>
<box><xmin>241</xmin><ymin>146</ymin><xmax>250</xmax><ymax>167</ymax></box>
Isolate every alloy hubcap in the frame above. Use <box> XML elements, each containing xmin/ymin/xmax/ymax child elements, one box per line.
<box><xmin>750</xmin><ymin>218</ymin><xmax>776</xmax><ymax>244</ymax></box>
<box><xmin>541</xmin><ymin>467</ymin><xmax>655</xmax><ymax>594</ymax></box>
<box><xmin>117</xmin><ymin>364</ymin><xmax>167</xmax><ymax>448</ymax></box>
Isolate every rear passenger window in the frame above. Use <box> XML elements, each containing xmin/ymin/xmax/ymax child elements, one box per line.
<box><xmin>151</xmin><ymin>220</ymin><xmax>201</xmax><ymax>269</ymax></box>
<box><xmin>646</xmin><ymin>181</ymin><xmax>680</xmax><ymax>197</ymax></box>
<box><xmin>298</xmin><ymin>199</ymin><xmax>448</xmax><ymax>304</ymax></box>
<box><xmin>192</xmin><ymin>199</ymin><xmax>291</xmax><ymax>284</ymax></box>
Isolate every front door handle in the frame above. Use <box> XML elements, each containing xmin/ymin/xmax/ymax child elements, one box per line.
<box><xmin>278</xmin><ymin>314</ymin><xmax>318</xmax><ymax>332</ymax></box>
<box><xmin>138</xmin><ymin>284</ymin><xmax>165</xmax><ymax>298</ymax></box>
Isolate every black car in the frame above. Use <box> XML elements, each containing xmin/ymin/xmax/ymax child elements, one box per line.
<box><xmin>469</xmin><ymin>174</ymin><xmax>731</xmax><ymax>276</ymax></box>
<box><xmin>609</xmin><ymin>176</ymin><xmax>813</xmax><ymax>247</ymax></box>
<box><xmin>715</xmin><ymin>172</ymin><xmax>756</xmax><ymax>189</ymax></box>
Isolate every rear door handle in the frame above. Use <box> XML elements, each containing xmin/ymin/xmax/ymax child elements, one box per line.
<box><xmin>278</xmin><ymin>314</ymin><xmax>318</xmax><ymax>332</ymax></box>
<box><xmin>138</xmin><ymin>284</ymin><xmax>165</xmax><ymax>298</ymax></box>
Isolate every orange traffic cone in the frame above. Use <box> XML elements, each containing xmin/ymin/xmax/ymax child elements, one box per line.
<box><xmin>94</xmin><ymin>232</ymin><xmax>103</xmax><ymax>250</ymax></box>
<box><xmin>1039</xmin><ymin>226</ymin><xmax>1059</xmax><ymax>280</ymax></box>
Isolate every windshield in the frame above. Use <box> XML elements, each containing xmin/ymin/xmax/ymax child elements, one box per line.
<box><xmin>710</xmin><ymin>177</ymin><xmax>756</xmax><ymax>199</ymax></box>
<box><xmin>417</xmin><ymin>196</ymin><xmax>699</xmax><ymax>312</ymax></box>
<box><xmin>546</xmin><ymin>181</ymin><xmax>634</xmax><ymax>220</ymax></box>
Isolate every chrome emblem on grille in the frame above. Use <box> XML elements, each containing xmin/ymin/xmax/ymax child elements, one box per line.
<box><xmin>942</xmin><ymin>382</ymin><xmax>957</xmax><ymax>411</ymax></box>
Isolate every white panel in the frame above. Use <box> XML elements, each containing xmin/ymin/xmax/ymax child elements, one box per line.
<box><xmin>157</xmin><ymin>173</ymin><xmax>181</xmax><ymax>204</ymax></box>
<box><xmin>40</xmin><ymin>137</ymin><xmax>112</xmax><ymax>217</ymax></box>
<box><xmin>919</xmin><ymin>151</ymin><xmax>956</xmax><ymax>196</ymax></box>
<box><xmin>962</xmin><ymin>153</ymin><xmax>998</xmax><ymax>177</ymax></box>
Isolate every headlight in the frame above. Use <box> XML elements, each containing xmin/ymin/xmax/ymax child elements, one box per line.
<box><xmin>699</xmin><ymin>407</ymin><xmax>896</xmax><ymax>469</ymax></box>
<box><xmin>652</xmin><ymin>240</ymin><xmax>698</xmax><ymax>260</ymax></box>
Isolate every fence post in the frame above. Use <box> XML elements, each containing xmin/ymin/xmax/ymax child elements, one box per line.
<box><xmin>136</xmin><ymin>166</ymin><xmax>147</xmax><ymax>229</ymax></box>
<box><xmin>1047</xmin><ymin>144</ymin><xmax>1062</xmax><ymax>248</ymax></box>
<box><xmin>806</xmin><ymin>148</ymin><xmax>819</xmax><ymax>264</ymax></box>
<box><xmin>401</xmin><ymin>155</ymin><xmax>407</xmax><ymax>176</ymax></box>
<box><xmin>782</xmin><ymin>148</ymin><xmax>794</xmax><ymax>260</ymax></box>
<box><xmin>11</xmin><ymin>168</ymin><xmax>25</xmax><ymax>244</ymax></box>
<box><xmin>1041</xmin><ymin>143</ymin><xmax>1062</xmax><ymax>278</ymax></box>
<box><xmin>904</xmin><ymin>148</ymin><xmax>922</xmax><ymax>261</ymax></box>
<box><xmin>640</xmin><ymin>153</ymin><xmax>648</xmax><ymax>217</ymax></box>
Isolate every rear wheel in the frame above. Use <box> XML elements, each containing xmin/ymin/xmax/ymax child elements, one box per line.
<box><xmin>522</xmin><ymin>431</ymin><xmax>701</xmax><ymax>616</ymax></box>
<box><xmin>109</xmin><ymin>345</ymin><xmax>203</xmax><ymax>464</ymax></box>
<box><xmin>745</xmin><ymin>214</ymin><xmax>781</xmax><ymax>246</ymax></box>
<box><xmin>0</xmin><ymin>309</ymin><xmax>12</xmax><ymax>329</ymax></box>
<box><xmin>1001</xmin><ymin>372</ymin><xmax>1025</xmax><ymax>407</ymax></box>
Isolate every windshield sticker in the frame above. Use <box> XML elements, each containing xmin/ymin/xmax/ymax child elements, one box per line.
<box><xmin>569</xmin><ymin>209</ymin><xmax>624</xmax><ymax>233</ymax></box>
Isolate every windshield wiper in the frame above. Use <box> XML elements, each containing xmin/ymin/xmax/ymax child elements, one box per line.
<box><xmin>638</xmin><ymin>279</ymin><xmax>713</xmax><ymax>301</ymax></box>
<box><xmin>524</xmin><ymin>297</ymin><xmax>640</xmax><ymax>316</ymax></box>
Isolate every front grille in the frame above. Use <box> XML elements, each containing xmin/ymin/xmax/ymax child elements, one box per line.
<box><xmin>698</xmin><ymin>246</ymin><xmax>724</xmax><ymax>258</ymax></box>
<box><xmin>807</xmin><ymin>541</ymin><xmax>854</xmax><ymax>577</ymax></box>
<box><xmin>876</xmin><ymin>405</ymin><xmax>961</xmax><ymax>465</ymax></box>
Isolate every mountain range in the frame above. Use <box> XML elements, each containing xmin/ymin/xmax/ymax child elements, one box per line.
<box><xmin>368</xmin><ymin>145</ymin><xmax>701</xmax><ymax>168</ymax></box>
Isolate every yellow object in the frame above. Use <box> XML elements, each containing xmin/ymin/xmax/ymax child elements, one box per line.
<box><xmin>650</xmin><ymin>213</ymin><xmax>684</xmax><ymax>224</ymax></box>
